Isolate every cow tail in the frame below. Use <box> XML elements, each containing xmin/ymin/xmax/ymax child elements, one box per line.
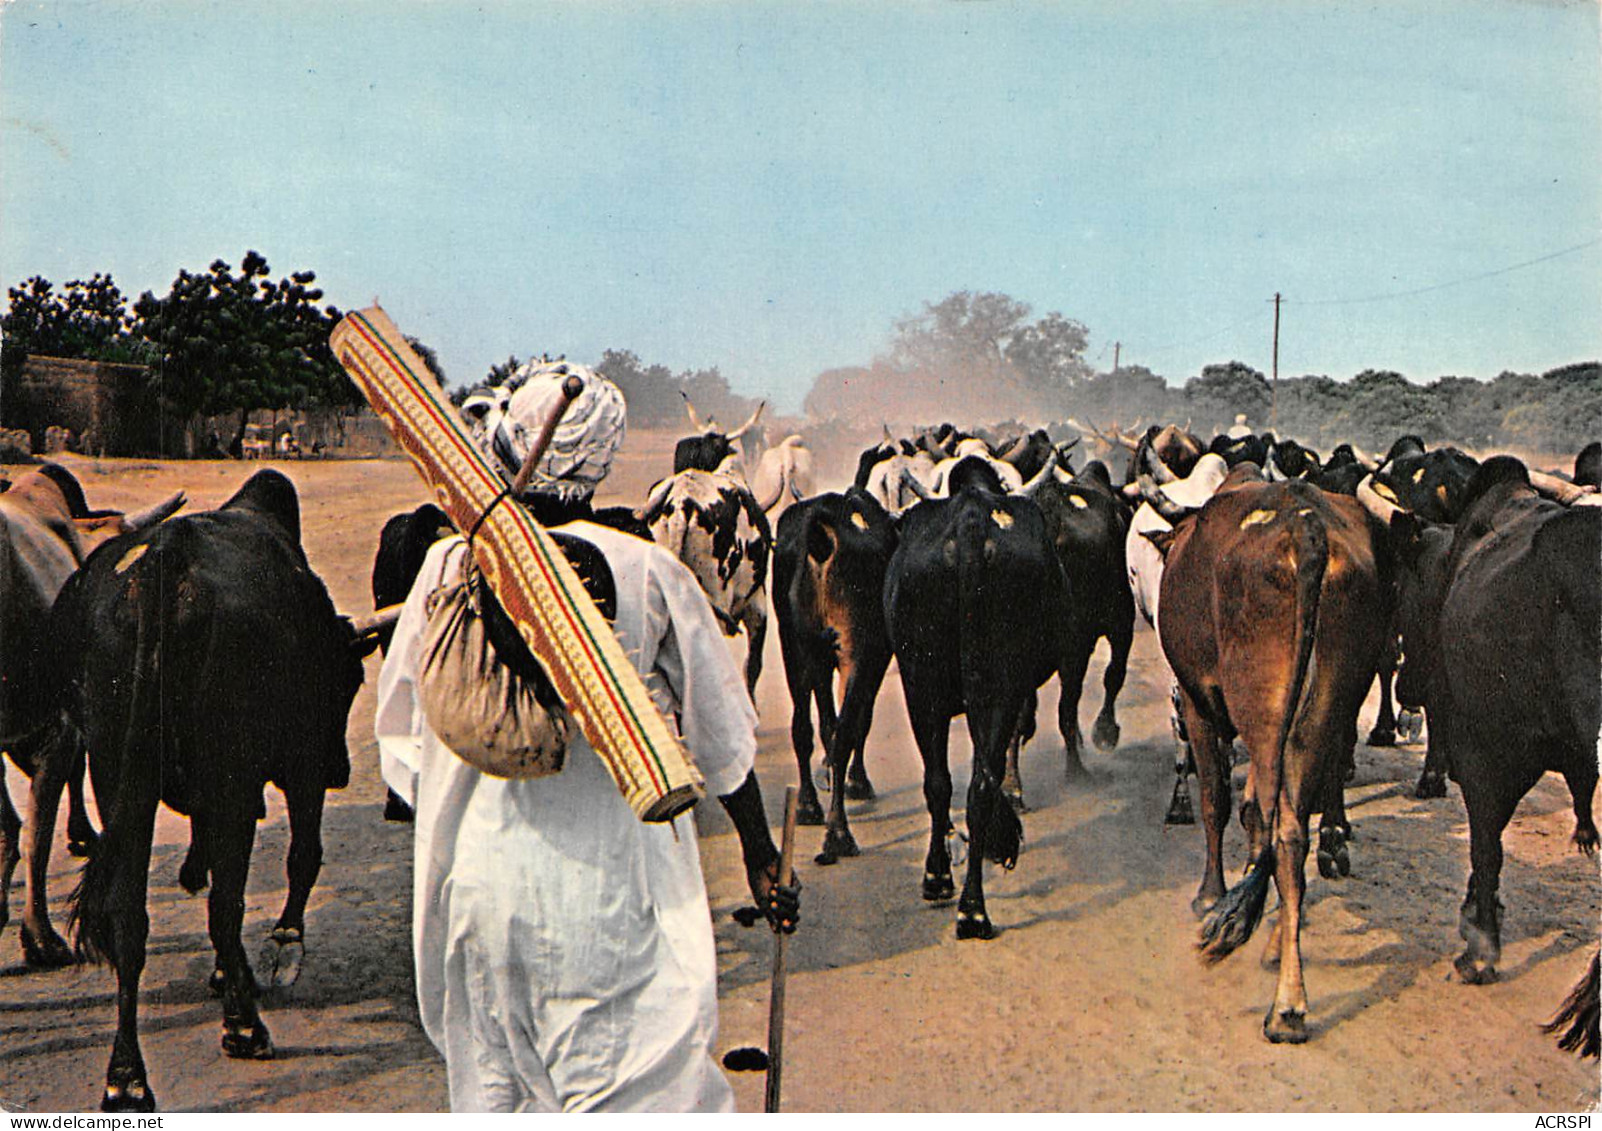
<box><xmin>70</xmin><ymin>550</ymin><xmax>167</xmax><ymax>966</ymax></box>
<box><xmin>1542</xmin><ymin>950</ymin><xmax>1601</xmax><ymax>1059</ymax></box>
<box><xmin>954</xmin><ymin>508</ymin><xmax>1023</xmax><ymax>867</ymax></box>
<box><xmin>1199</xmin><ymin>515</ymin><xmax>1327</xmax><ymax>964</ymax></box>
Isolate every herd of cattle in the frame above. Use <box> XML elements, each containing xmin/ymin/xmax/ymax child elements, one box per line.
<box><xmin>0</xmin><ymin>381</ymin><xmax>1598</xmax><ymax>1110</ymax></box>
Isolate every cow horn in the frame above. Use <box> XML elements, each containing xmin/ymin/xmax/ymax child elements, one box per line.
<box><xmin>1528</xmin><ymin>469</ymin><xmax>1596</xmax><ymax>506</ymax></box>
<box><xmin>995</xmin><ymin>434</ymin><xmax>1026</xmax><ymax>465</ymax></box>
<box><xmin>899</xmin><ymin>466</ymin><xmax>935</xmax><ymax>503</ymax></box>
<box><xmin>1355</xmin><ymin>474</ymin><xmax>1405</xmax><ymax>525</ymax></box>
<box><xmin>350</xmin><ymin>605</ymin><xmax>403</xmax><ymax>640</ymax></box>
<box><xmin>882</xmin><ymin>423</ymin><xmax>894</xmax><ymax>446</ymax></box>
<box><xmin>124</xmin><ymin>491</ymin><xmax>186</xmax><ymax>530</ymax></box>
<box><xmin>1017</xmin><ymin>449</ymin><xmax>1060</xmax><ymax>498</ymax></box>
<box><xmin>680</xmin><ymin>390</ymin><xmax>707</xmax><ymax>432</ymax></box>
<box><xmin>1351</xmin><ymin>444</ymin><xmax>1379</xmax><ymax>471</ymax></box>
<box><xmin>728</xmin><ymin>401</ymin><xmax>766</xmax><ymax>441</ymax></box>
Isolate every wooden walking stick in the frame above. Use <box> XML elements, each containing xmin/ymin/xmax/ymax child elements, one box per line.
<box><xmin>764</xmin><ymin>786</ymin><xmax>800</xmax><ymax>1114</ymax></box>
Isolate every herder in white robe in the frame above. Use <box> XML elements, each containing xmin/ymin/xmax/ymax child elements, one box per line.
<box><xmin>376</xmin><ymin>362</ymin><xmax>799</xmax><ymax>1112</ymax></box>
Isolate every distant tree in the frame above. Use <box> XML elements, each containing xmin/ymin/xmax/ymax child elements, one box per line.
<box><xmin>486</xmin><ymin>354</ymin><xmax>524</xmax><ymax>385</ymax></box>
<box><xmin>1181</xmin><ymin>361</ymin><xmax>1272</xmax><ymax>434</ymax></box>
<box><xmin>1064</xmin><ymin>364</ymin><xmax>1174</xmax><ymax>434</ymax></box>
<box><xmin>1005</xmin><ymin>311</ymin><xmax>1093</xmax><ymax>392</ymax></box>
<box><xmin>1</xmin><ymin>274</ymin><xmax>151</xmax><ymax>418</ymax></box>
<box><xmin>130</xmin><ymin>251</ymin><xmax>357</xmax><ymax>454</ymax></box>
<box><xmin>406</xmin><ymin>335</ymin><xmax>447</xmax><ymax>387</ymax></box>
<box><xmin>595</xmin><ymin>348</ymin><xmax>679</xmax><ymax>427</ymax></box>
<box><xmin>892</xmin><ymin>290</ymin><xmax>1032</xmax><ymax>373</ymax></box>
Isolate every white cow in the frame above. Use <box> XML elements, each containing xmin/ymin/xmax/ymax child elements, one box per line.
<box><xmin>1124</xmin><ymin>452</ymin><xmax>1229</xmax><ymax>825</ymax></box>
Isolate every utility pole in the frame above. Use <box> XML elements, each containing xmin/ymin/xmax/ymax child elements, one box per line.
<box><xmin>1270</xmin><ymin>292</ymin><xmax>1281</xmax><ymax>433</ymax></box>
<box><xmin>1112</xmin><ymin>341</ymin><xmax>1121</xmax><ymax>372</ymax></box>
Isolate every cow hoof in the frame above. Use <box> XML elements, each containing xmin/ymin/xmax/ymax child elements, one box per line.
<box><xmin>1414</xmin><ymin>772</ymin><xmax>1447</xmax><ymax>800</ymax></box>
<box><xmin>820</xmin><ymin>828</ymin><xmax>859</xmax><ymax>862</ymax></box>
<box><xmin>21</xmin><ymin>923</ymin><xmax>74</xmax><ymax>968</ymax></box>
<box><xmin>222</xmin><ymin>1025</ymin><xmax>275</xmax><ymax>1060</ymax></box>
<box><xmin>1190</xmin><ymin>892</ymin><xmax>1221</xmax><ymax>919</ymax></box>
<box><xmin>1398</xmin><ymin>709</ymin><xmax>1425</xmax><ymax>743</ymax></box>
<box><xmin>1263</xmin><ymin>1009</ymin><xmax>1308</xmax><ymax>1044</ymax></box>
<box><xmin>178</xmin><ymin>854</ymin><xmax>209</xmax><ymax>895</ymax></box>
<box><xmin>922</xmin><ymin>872</ymin><xmax>955</xmax><ymax>902</ymax></box>
<box><xmin>796</xmin><ymin>796</ymin><xmax>826</xmax><ymax>827</ymax></box>
<box><xmin>955</xmin><ymin>911</ymin><xmax>995</xmax><ymax>940</ymax></box>
<box><xmin>1366</xmin><ymin>726</ymin><xmax>1396</xmax><ymax>748</ymax></box>
<box><xmin>844</xmin><ymin>776</ymin><xmax>876</xmax><ymax>801</ymax></box>
<box><xmin>261</xmin><ymin>929</ymin><xmax>304</xmax><ymax>989</ymax></box>
<box><xmin>1316</xmin><ymin>844</ymin><xmax>1351</xmax><ymax>879</ymax></box>
<box><xmin>1165</xmin><ymin>787</ymin><xmax>1196</xmax><ymax>826</ymax></box>
<box><xmin>383</xmin><ymin>790</ymin><xmax>416</xmax><ymax>823</ymax></box>
<box><xmin>1453</xmin><ymin>951</ymin><xmax>1498</xmax><ymax>985</ymax></box>
<box><xmin>1092</xmin><ymin>717</ymin><xmax>1120</xmax><ymax>752</ymax></box>
<box><xmin>102</xmin><ymin>1079</ymin><xmax>156</xmax><ymax>1113</ymax></box>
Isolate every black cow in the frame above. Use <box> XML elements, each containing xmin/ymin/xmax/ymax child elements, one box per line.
<box><xmin>673</xmin><ymin>397</ymin><xmax>766</xmax><ymax>474</ymax></box>
<box><xmin>1358</xmin><ymin>459</ymin><xmax>1599</xmax><ymax>1017</ymax></box>
<box><xmin>883</xmin><ymin>457</ymin><xmax>1069</xmax><ymax>939</ymax></box>
<box><xmin>1210</xmin><ymin>431</ymin><xmax>1270</xmax><ymax>470</ymax></box>
<box><xmin>371</xmin><ymin>503</ymin><xmax>454</xmax><ymax>647</ymax></box>
<box><xmin>34</xmin><ymin>470</ymin><xmax>386</xmax><ymax>1112</ymax></box>
<box><xmin>1372</xmin><ymin>444</ymin><xmax>1480</xmax><ymax>524</ymax></box>
<box><xmin>1006</xmin><ymin>460</ymin><xmax>1134</xmax><ymax>799</ymax></box>
<box><xmin>1</xmin><ymin>464</ymin><xmax>184</xmax><ymax>967</ymax></box>
<box><xmin>1267</xmin><ymin>438</ymin><xmax>1321</xmax><ymax>481</ymax></box>
<box><xmin>772</xmin><ymin>489</ymin><xmax>898</xmax><ymax>862</ymax></box>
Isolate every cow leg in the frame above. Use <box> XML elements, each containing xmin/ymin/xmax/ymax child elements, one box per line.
<box><xmin>740</xmin><ymin>599</ymin><xmax>768</xmax><ymax>702</ymax></box>
<box><xmin>198</xmin><ymin>811</ymin><xmax>274</xmax><ymax>1060</ymax></box>
<box><xmin>99</xmin><ymin>801</ymin><xmax>160</xmax><ymax>1113</ymax></box>
<box><xmin>0</xmin><ymin>774</ymin><xmax>18</xmax><ymax>935</ymax></box>
<box><xmin>790</xmin><ymin>670</ymin><xmax>824</xmax><ymax>825</ymax></box>
<box><xmin>839</xmin><ymin>652</ymin><xmax>885</xmax><ymax>801</ymax></box>
<box><xmin>1316</xmin><ymin>734</ymin><xmax>1355</xmax><ymax>880</ymax></box>
<box><xmin>262</xmin><ymin>785</ymin><xmax>325</xmax><ymax>990</ymax></box>
<box><xmin>1002</xmin><ymin>692</ymin><xmax>1036</xmax><ymax>812</ymax></box>
<box><xmin>1414</xmin><ymin>720</ymin><xmax>1448</xmax><ymax>799</ymax></box>
<box><xmin>1264</xmin><ymin>797</ymin><xmax>1313</xmax><ymax>1044</ymax></box>
<box><xmin>1365</xmin><ymin>652</ymin><xmax>1398</xmax><ymax>747</ymax></box>
<box><xmin>957</xmin><ymin>701</ymin><xmax>1024</xmax><ymax>941</ymax></box>
<box><xmin>1455</xmin><ymin>774</ymin><xmax>1531</xmax><ymax>985</ymax></box>
<box><xmin>818</xmin><ymin>650</ymin><xmax>891</xmax><ymax>864</ymax></box>
<box><xmin>1182</xmin><ymin>695</ymin><xmax>1229</xmax><ymax>918</ymax></box>
<box><xmin>1165</xmin><ymin>682</ymin><xmax>1196</xmax><ymax>826</ymax></box>
<box><xmin>1057</xmin><ymin>642</ymin><xmax>1093</xmax><ymax>781</ymax></box>
<box><xmin>1093</xmin><ymin>614</ymin><xmax>1133</xmax><ymax>752</ymax></box>
<box><xmin>1562</xmin><ymin>757</ymin><xmax>1599</xmax><ymax>856</ymax></box>
<box><xmin>20</xmin><ymin>732</ymin><xmax>74</xmax><ymax>967</ymax></box>
<box><xmin>909</xmin><ymin>697</ymin><xmax>956</xmax><ymax>904</ymax></box>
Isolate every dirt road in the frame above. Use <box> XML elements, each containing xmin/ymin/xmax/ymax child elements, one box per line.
<box><xmin>2</xmin><ymin>441</ymin><xmax>1597</xmax><ymax>1112</ymax></box>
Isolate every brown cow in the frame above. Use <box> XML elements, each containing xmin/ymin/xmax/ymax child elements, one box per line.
<box><xmin>1</xmin><ymin>463</ymin><xmax>183</xmax><ymax>963</ymax></box>
<box><xmin>1151</xmin><ymin>468</ymin><xmax>1390</xmax><ymax>1042</ymax></box>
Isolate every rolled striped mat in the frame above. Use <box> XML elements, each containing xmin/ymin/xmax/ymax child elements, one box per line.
<box><xmin>331</xmin><ymin>306</ymin><xmax>705</xmax><ymax>822</ymax></box>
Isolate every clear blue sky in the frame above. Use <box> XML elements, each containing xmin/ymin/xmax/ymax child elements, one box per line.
<box><xmin>3</xmin><ymin>0</ymin><xmax>1598</xmax><ymax>411</ymax></box>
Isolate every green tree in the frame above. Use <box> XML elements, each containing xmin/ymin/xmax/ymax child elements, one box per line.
<box><xmin>131</xmin><ymin>251</ymin><xmax>356</xmax><ymax>453</ymax></box>
<box><xmin>1181</xmin><ymin>361</ymin><xmax>1272</xmax><ymax>434</ymax></box>
<box><xmin>2</xmin><ymin>274</ymin><xmax>150</xmax><ymax>418</ymax></box>
<box><xmin>1004</xmin><ymin>311</ymin><xmax>1093</xmax><ymax>392</ymax></box>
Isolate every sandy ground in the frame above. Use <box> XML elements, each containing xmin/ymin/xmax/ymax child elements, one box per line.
<box><xmin>1</xmin><ymin>435</ymin><xmax>1598</xmax><ymax>1113</ymax></box>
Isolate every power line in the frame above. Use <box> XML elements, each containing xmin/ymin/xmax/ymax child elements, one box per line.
<box><xmin>1285</xmin><ymin>234</ymin><xmax>1602</xmax><ymax>308</ymax></box>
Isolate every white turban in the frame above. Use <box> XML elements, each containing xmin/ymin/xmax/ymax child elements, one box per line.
<box><xmin>475</xmin><ymin>360</ymin><xmax>627</xmax><ymax>503</ymax></box>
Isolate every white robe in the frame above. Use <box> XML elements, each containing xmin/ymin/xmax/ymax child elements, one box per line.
<box><xmin>376</xmin><ymin>522</ymin><xmax>757</xmax><ymax>1112</ymax></box>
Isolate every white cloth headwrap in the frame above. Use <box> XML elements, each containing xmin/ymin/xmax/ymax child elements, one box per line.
<box><xmin>471</xmin><ymin>361</ymin><xmax>627</xmax><ymax>503</ymax></box>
